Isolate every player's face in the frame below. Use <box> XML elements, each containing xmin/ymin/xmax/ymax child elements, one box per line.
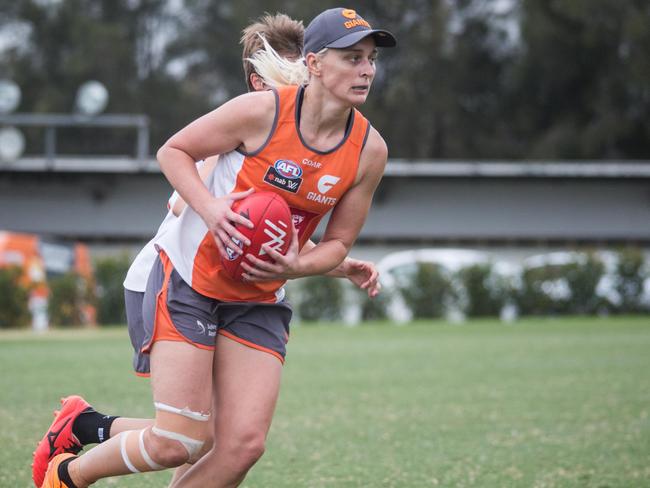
<box><xmin>320</xmin><ymin>37</ymin><xmax>378</xmax><ymax>106</ymax></box>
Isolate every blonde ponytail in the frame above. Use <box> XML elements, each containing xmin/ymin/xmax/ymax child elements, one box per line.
<box><xmin>246</xmin><ymin>34</ymin><xmax>309</xmax><ymax>87</ymax></box>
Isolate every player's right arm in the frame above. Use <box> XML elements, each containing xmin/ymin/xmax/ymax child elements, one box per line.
<box><xmin>156</xmin><ymin>91</ymin><xmax>276</xmax><ymax>257</ymax></box>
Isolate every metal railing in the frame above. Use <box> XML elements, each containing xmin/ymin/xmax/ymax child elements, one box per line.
<box><xmin>0</xmin><ymin>113</ymin><xmax>150</xmax><ymax>169</ymax></box>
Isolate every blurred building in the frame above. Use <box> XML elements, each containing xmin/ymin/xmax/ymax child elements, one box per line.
<box><xmin>2</xmin><ymin>155</ymin><xmax>649</xmax><ymax>260</ymax></box>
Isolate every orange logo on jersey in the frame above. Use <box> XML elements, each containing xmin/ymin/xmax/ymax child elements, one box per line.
<box><xmin>342</xmin><ymin>9</ymin><xmax>357</xmax><ymax>19</ymax></box>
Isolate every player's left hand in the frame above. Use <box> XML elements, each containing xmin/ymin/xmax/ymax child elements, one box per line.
<box><xmin>241</xmin><ymin>223</ymin><xmax>302</xmax><ymax>281</ymax></box>
<box><xmin>343</xmin><ymin>258</ymin><xmax>381</xmax><ymax>297</ymax></box>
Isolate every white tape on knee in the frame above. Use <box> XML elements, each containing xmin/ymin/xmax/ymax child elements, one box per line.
<box><xmin>154</xmin><ymin>401</ymin><xmax>210</xmax><ymax>422</ymax></box>
<box><xmin>151</xmin><ymin>426</ymin><xmax>205</xmax><ymax>460</ymax></box>
<box><xmin>139</xmin><ymin>429</ymin><xmax>164</xmax><ymax>470</ymax></box>
<box><xmin>120</xmin><ymin>431</ymin><xmax>139</xmax><ymax>473</ymax></box>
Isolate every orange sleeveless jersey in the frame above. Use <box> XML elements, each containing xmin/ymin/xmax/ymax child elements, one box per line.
<box><xmin>155</xmin><ymin>85</ymin><xmax>370</xmax><ymax>303</ymax></box>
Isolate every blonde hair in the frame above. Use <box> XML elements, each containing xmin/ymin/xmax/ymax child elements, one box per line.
<box><xmin>240</xmin><ymin>13</ymin><xmax>304</xmax><ymax>91</ymax></box>
<box><xmin>246</xmin><ymin>35</ymin><xmax>309</xmax><ymax>88</ymax></box>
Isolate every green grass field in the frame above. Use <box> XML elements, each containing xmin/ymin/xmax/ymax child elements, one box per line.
<box><xmin>1</xmin><ymin>317</ymin><xmax>649</xmax><ymax>487</ymax></box>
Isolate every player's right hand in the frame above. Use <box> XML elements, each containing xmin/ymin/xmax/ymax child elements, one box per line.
<box><xmin>203</xmin><ymin>189</ymin><xmax>254</xmax><ymax>259</ymax></box>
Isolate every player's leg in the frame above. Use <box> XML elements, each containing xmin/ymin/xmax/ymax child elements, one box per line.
<box><xmin>33</xmin><ymin>288</ymin><xmax>156</xmax><ymax>485</ymax></box>
<box><xmin>170</xmin><ymin>302</ymin><xmax>291</xmax><ymax>487</ymax></box>
<box><xmin>91</xmin><ymin>287</ymin><xmax>156</xmax><ymax>444</ymax></box>
<box><xmin>58</xmin><ymin>287</ymin><xmax>155</xmax><ymax>446</ymax></box>
<box><xmin>168</xmin><ymin>463</ymin><xmax>196</xmax><ymax>486</ymax></box>
<box><xmin>41</xmin><ymin>255</ymin><xmax>217</xmax><ymax>487</ymax></box>
<box><xmin>170</xmin><ymin>336</ymin><xmax>283</xmax><ymax>488</ymax></box>
<box><xmin>167</xmin><ymin>416</ymin><xmax>214</xmax><ymax>487</ymax></box>
<box><xmin>41</xmin><ymin>341</ymin><xmax>214</xmax><ymax>487</ymax></box>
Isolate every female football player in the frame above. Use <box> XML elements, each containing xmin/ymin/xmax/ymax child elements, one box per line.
<box><xmin>40</xmin><ymin>8</ymin><xmax>394</xmax><ymax>488</ymax></box>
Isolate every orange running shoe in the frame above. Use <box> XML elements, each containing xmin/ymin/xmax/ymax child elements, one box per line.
<box><xmin>40</xmin><ymin>453</ymin><xmax>77</xmax><ymax>488</ymax></box>
<box><xmin>32</xmin><ymin>396</ymin><xmax>90</xmax><ymax>487</ymax></box>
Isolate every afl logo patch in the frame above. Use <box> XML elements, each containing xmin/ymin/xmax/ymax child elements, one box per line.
<box><xmin>274</xmin><ymin>159</ymin><xmax>302</xmax><ymax>179</ymax></box>
<box><xmin>264</xmin><ymin>162</ymin><xmax>303</xmax><ymax>193</ymax></box>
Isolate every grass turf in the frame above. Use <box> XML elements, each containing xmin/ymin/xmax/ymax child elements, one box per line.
<box><xmin>1</xmin><ymin>316</ymin><xmax>649</xmax><ymax>487</ymax></box>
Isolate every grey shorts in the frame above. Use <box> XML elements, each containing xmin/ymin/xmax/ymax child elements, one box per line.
<box><xmin>125</xmin><ymin>288</ymin><xmax>150</xmax><ymax>376</ymax></box>
<box><xmin>136</xmin><ymin>254</ymin><xmax>292</xmax><ymax>365</ymax></box>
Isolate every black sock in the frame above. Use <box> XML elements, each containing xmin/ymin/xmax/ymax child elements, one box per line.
<box><xmin>58</xmin><ymin>456</ymin><xmax>79</xmax><ymax>488</ymax></box>
<box><xmin>72</xmin><ymin>408</ymin><xmax>120</xmax><ymax>445</ymax></box>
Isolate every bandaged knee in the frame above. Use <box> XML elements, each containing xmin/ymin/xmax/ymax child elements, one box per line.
<box><xmin>151</xmin><ymin>427</ymin><xmax>205</xmax><ymax>461</ymax></box>
<box><xmin>153</xmin><ymin>401</ymin><xmax>210</xmax><ymax>463</ymax></box>
<box><xmin>119</xmin><ymin>429</ymin><xmax>165</xmax><ymax>473</ymax></box>
<box><xmin>154</xmin><ymin>401</ymin><xmax>211</xmax><ymax>423</ymax></box>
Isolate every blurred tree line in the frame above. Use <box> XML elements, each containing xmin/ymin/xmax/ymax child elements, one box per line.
<box><xmin>1</xmin><ymin>0</ymin><xmax>648</xmax><ymax>159</ymax></box>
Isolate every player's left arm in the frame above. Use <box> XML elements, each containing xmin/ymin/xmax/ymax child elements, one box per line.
<box><xmin>242</xmin><ymin>128</ymin><xmax>387</xmax><ymax>281</ymax></box>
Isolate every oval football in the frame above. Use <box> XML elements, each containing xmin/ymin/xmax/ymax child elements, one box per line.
<box><xmin>220</xmin><ymin>192</ymin><xmax>292</xmax><ymax>281</ymax></box>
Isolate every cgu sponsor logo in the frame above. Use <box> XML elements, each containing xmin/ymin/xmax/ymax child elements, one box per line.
<box><xmin>274</xmin><ymin>159</ymin><xmax>302</xmax><ymax>179</ymax></box>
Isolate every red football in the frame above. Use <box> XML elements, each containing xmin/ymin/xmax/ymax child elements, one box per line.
<box><xmin>220</xmin><ymin>191</ymin><xmax>293</xmax><ymax>281</ymax></box>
